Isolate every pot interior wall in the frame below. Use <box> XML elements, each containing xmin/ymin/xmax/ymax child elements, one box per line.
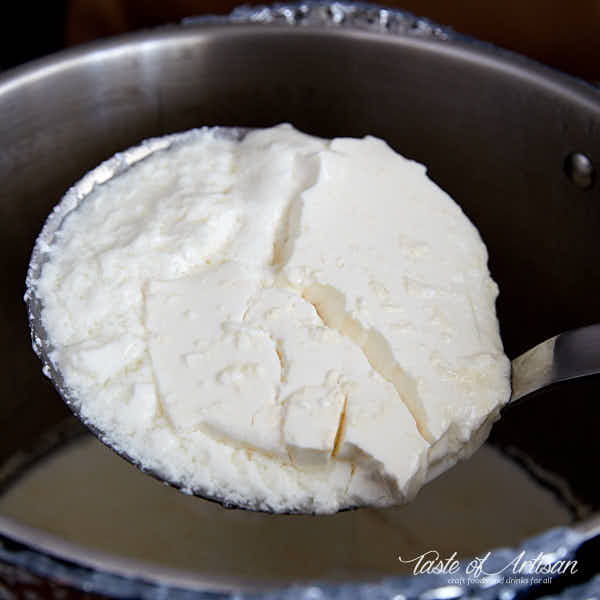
<box><xmin>0</xmin><ymin>22</ymin><xmax>598</xmax><ymax>574</ymax></box>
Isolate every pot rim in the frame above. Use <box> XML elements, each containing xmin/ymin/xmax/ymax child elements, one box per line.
<box><xmin>1</xmin><ymin>3</ymin><xmax>598</xmax><ymax>110</ymax></box>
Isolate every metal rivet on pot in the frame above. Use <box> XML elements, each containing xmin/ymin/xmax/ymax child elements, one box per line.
<box><xmin>564</xmin><ymin>152</ymin><xmax>596</xmax><ymax>189</ymax></box>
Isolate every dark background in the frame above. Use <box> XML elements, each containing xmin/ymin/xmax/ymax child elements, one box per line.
<box><xmin>2</xmin><ymin>0</ymin><xmax>600</xmax><ymax>81</ymax></box>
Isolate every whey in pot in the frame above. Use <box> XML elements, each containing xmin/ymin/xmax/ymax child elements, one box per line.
<box><xmin>0</xmin><ymin>434</ymin><xmax>572</xmax><ymax>581</ymax></box>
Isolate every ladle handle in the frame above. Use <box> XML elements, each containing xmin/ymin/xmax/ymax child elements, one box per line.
<box><xmin>509</xmin><ymin>324</ymin><xmax>600</xmax><ymax>405</ymax></box>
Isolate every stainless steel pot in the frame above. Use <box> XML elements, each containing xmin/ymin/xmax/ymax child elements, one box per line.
<box><xmin>1</xmin><ymin>2</ymin><xmax>599</xmax><ymax>598</ymax></box>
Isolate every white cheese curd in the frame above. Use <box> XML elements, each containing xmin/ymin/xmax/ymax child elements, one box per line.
<box><xmin>34</xmin><ymin>124</ymin><xmax>511</xmax><ymax>513</ymax></box>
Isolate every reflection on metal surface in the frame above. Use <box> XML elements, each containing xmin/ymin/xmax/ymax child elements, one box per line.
<box><xmin>511</xmin><ymin>336</ymin><xmax>556</xmax><ymax>402</ymax></box>
<box><xmin>184</xmin><ymin>1</ymin><xmax>452</xmax><ymax>40</ymax></box>
<box><xmin>564</xmin><ymin>152</ymin><xmax>596</xmax><ymax>189</ymax></box>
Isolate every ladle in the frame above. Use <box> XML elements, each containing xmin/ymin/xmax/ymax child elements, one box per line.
<box><xmin>25</xmin><ymin>129</ymin><xmax>600</xmax><ymax>514</ymax></box>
